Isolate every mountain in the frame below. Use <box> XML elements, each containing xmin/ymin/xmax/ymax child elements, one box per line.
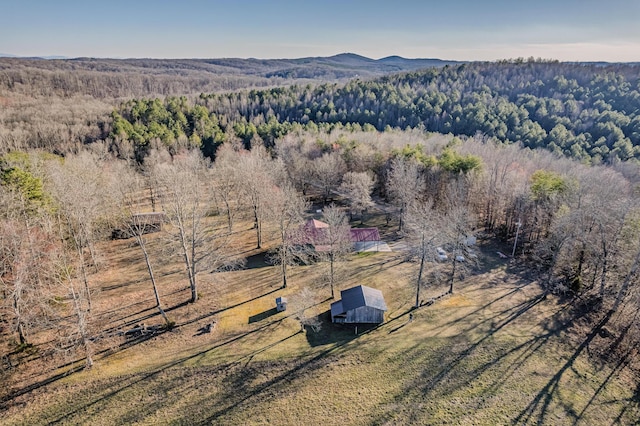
<box><xmin>325</xmin><ymin>52</ymin><xmax>377</xmax><ymax>65</ymax></box>
<box><xmin>0</xmin><ymin>53</ymin><xmax>463</xmax><ymax>98</ymax></box>
<box><xmin>0</xmin><ymin>53</ymin><xmax>459</xmax><ymax>81</ymax></box>
<box><xmin>0</xmin><ymin>53</ymin><xmax>68</xmax><ymax>59</ymax></box>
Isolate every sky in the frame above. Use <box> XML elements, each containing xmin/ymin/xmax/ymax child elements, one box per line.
<box><xmin>1</xmin><ymin>0</ymin><xmax>639</xmax><ymax>62</ymax></box>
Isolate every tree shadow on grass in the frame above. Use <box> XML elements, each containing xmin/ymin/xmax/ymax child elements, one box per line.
<box><xmin>3</xmin><ymin>283</ymin><xmax>285</xmax><ymax>407</ymax></box>
<box><xmin>513</xmin><ymin>311</ymin><xmax>615</xmax><ymax>425</ymax></box>
<box><xmin>249</xmin><ymin>307</ymin><xmax>279</xmax><ymax>324</ymax></box>
<box><xmin>197</xmin><ymin>323</ymin><xmax>385</xmax><ymax>424</ymax></box>
<box><xmin>367</xmin><ymin>289</ymin><xmax>565</xmax><ymax>425</ymax></box>
<box><xmin>41</xmin><ymin>314</ymin><xmax>291</xmax><ymax>424</ymax></box>
<box><xmin>514</xmin><ymin>305</ymin><xmax>640</xmax><ymax>425</ymax></box>
<box><xmin>245</xmin><ymin>251</ymin><xmax>272</xmax><ymax>269</ymax></box>
<box><xmin>304</xmin><ymin>311</ymin><xmax>378</xmax><ymax>347</ymax></box>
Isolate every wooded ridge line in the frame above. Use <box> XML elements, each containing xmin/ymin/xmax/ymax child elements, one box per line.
<box><xmin>2</xmin><ymin>58</ymin><xmax>639</xmax><ymax>165</ymax></box>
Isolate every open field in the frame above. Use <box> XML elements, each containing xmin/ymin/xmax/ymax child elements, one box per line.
<box><xmin>2</xmin><ymin>213</ymin><xmax>639</xmax><ymax>425</ymax></box>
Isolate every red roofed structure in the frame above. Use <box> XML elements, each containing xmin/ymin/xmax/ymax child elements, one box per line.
<box><xmin>349</xmin><ymin>227</ymin><xmax>380</xmax><ymax>243</ymax></box>
<box><xmin>298</xmin><ymin>218</ymin><xmax>385</xmax><ymax>252</ymax></box>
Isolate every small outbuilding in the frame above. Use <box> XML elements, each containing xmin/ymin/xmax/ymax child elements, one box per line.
<box><xmin>276</xmin><ymin>296</ymin><xmax>288</xmax><ymax>312</ymax></box>
<box><xmin>330</xmin><ymin>285</ymin><xmax>387</xmax><ymax>324</ymax></box>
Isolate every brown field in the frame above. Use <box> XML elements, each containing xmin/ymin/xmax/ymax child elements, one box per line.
<box><xmin>1</xmin><ymin>212</ymin><xmax>639</xmax><ymax>425</ymax></box>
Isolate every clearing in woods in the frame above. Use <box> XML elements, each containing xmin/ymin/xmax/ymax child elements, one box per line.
<box><xmin>2</xmin><ymin>214</ymin><xmax>639</xmax><ymax>425</ymax></box>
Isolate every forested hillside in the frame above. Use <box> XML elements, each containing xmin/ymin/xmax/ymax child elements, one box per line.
<box><xmin>0</xmin><ymin>54</ymin><xmax>457</xmax><ymax>98</ymax></box>
<box><xmin>110</xmin><ymin>60</ymin><xmax>640</xmax><ymax>163</ymax></box>
<box><xmin>0</xmin><ymin>54</ymin><xmax>454</xmax><ymax>154</ymax></box>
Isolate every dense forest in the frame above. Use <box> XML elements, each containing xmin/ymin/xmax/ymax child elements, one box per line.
<box><xmin>0</xmin><ymin>54</ymin><xmax>453</xmax><ymax>154</ymax></box>
<box><xmin>107</xmin><ymin>60</ymin><xmax>640</xmax><ymax>164</ymax></box>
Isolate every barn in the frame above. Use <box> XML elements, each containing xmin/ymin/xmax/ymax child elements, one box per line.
<box><xmin>330</xmin><ymin>285</ymin><xmax>387</xmax><ymax>324</ymax></box>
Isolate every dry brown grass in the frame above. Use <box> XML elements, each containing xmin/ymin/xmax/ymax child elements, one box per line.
<box><xmin>2</xmin><ymin>215</ymin><xmax>639</xmax><ymax>425</ymax></box>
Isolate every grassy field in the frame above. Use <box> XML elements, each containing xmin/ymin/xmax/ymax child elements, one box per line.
<box><xmin>2</xmin><ymin>218</ymin><xmax>639</xmax><ymax>425</ymax></box>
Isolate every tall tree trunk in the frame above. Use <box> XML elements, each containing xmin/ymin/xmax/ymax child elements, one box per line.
<box><xmin>449</xmin><ymin>255</ymin><xmax>457</xmax><ymax>294</ymax></box>
<box><xmin>137</xmin><ymin>235</ymin><xmax>169</xmax><ymax>325</ymax></box>
<box><xmin>67</xmin><ymin>218</ymin><xmax>92</xmax><ymax>311</ymax></box>
<box><xmin>70</xmin><ymin>282</ymin><xmax>93</xmax><ymax>369</ymax></box>
<box><xmin>190</xmin><ymin>211</ymin><xmax>198</xmax><ymax>301</ymax></box>
<box><xmin>281</xmin><ymin>259</ymin><xmax>287</xmax><ymax>289</ymax></box>
<box><xmin>575</xmin><ymin>246</ymin><xmax>585</xmax><ymax>290</ymax></box>
<box><xmin>257</xmin><ymin>218</ymin><xmax>262</xmax><ymax>249</ymax></box>
<box><xmin>415</xmin><ymin>239</ymin><xmax>426</xmax><ymax>308</ymax></box>
<box><xmin>177</xmin><ymin>224</ymin><xmax>197</xmax><ymax>303</ymax></box>
<box><xmin>600</xmin><ymin>237</ymin><xmax>608</xmax><ymax>297</ymax></box>
<box><xmin>13</xmin><ymin>290</ymin><xmax>27</xmax><ymax>345</ymax></box>
<box><xmin>253</xmin><ymin>205</ymin><xmax>261</xmax><ymax>249</ymax></box>
<box><xmin>611</xmin><ymin>243</ymin><xmax>640</xmax><ymax>314</ymax></box>
<box><xmin>330</xmin><ymin>253</ymin><xmax>335</xmax><ymax>299</ymax></box>
<box><xmin>149</xmin><ymin>186</ymin><xmax>156</xmax><ymax>212</ymax></box>
<box><xmin>77</xmin><ymin>248</ymin><xmax>92</xmax><ymax>312</ymax></box>
<box><xmin>224</xmin><ymin>198</ymin><xmax>233</xmax><ymax>232</ymax></box>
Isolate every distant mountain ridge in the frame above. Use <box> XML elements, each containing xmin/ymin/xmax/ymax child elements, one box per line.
<box><xmin>0</xmin><ymin>53</ymin><xmax>460</xmax><ymax>81</ymax></box>
<box><xmin>0</xmin><ymin>52</ymin><xmax>462</xmax><ymax>98</ymax></box>
<box><xmin>0</xmin><ymin>53</ymin><xmax>68</xmax><ymax>59</ymax></box>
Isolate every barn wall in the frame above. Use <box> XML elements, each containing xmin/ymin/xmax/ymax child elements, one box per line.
<box><xmin>345</xmin><ymin>306</ymin><xmax>384</xmax><ymax>323</ymax></box>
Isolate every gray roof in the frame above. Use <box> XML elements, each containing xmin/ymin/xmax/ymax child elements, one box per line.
<box><xmin>339</xmin><ymin>285</ymin><xmax>387</xmax><ymax>312</ymax></box>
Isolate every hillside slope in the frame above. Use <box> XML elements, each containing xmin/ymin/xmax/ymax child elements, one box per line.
<box><xmin>3</xmin><ymin>243</ymin><xmax>637</xmax><ymax>425</ymax></box>
<box><xmin>0</xmin><ymin>54</ymin><xmax>458</xmax><ymax>98</ymax></box>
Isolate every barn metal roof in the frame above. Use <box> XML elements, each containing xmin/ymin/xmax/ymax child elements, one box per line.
<box><xmin>339</xmin><ymin>285</ymin><xmax>387</xmax><ymax>312</ymax></box>
<box><xmin>349</xmin><ymin>228</ymin><xmax>381</xmax><ymax>242</ymax></box>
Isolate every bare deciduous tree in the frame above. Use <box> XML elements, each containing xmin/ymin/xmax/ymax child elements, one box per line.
<box><xmin>339</xmin><ymin>171</ymin><xmax>375</xmax><ymax>224</ymax></box>
<box><xmin>112</xmin><ymin>162</ymin><xmax>171</xmax><ymax>326</ymax></box>
<box><xmin>290</xmin><ymin>287</ymin><xmax>321</xmax><ymax>332</ymax></box>
<box><xmin>267</xmin><ymin>183</ymin><xmax>309</xmax><ymax>289</ymax></box>
<box><xmin>51</xmin><ymin>224</ymin><xmax>94</xmax><ymax>369</ymax></box>
<box><xmin>234</xmin><ymin>146</ymin><xmax>286</xmax><ymax>249</ymax></box>
<box><xmin>0</xmin><ymin>215</ymin><xmax>55</xmax><ymax>347</ymax></box>
<box><xmin>442</xmin><ymin>200</ymin><xmax>476</xmax><ymax>294</ymax></box>
<box><xmin>275</xmin><ymin>135</ymin><xmax>317</xmax><ymax>196</ymax></box>
<box><xmin>211</xmin><ymin>143</ymin><xmax>241</xmax><ymax>232</ymax></box>
<box><xmin>320</xmin><ymin>204</ymin><xmax>353</xmax><ymax>299</ymax></box>
<box><xmin>46</xmin><ymin>151</ymin><xmax>119</xmax><ymax>310</ymax></box>
<box><xmin>386</xmin><ymin>157</ymin><xmax>424</xmax><ymax>231</ymax></box>
<box><xmin>404</xmin><ymin>199</ymin><xmax>445</xmax><ymax>308</ymax></box>
<box><xmin>152</xmin><ymin>150</ymin><xmax>239</xmax><ymax>304</ymax></box>
<box><xmin>312</xmin><ymin>152</ymin><xmax>346</xmax><ymax>205</ymax></box>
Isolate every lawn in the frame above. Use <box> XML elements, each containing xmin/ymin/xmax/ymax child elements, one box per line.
<box><xmin>2</xmin><ymin>224</ymin><xmax>639</xmax><ymax>425</ymax></box>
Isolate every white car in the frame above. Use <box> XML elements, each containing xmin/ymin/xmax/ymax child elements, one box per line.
<box><xmin>436</xmin><ymin>247</ymin><xmax>448</xmax><ymax>261</ymax></box>
<box><xmin>455</xmin><ymin>255</ymin><xmax>465</xmax><ymax>262</ymax></box>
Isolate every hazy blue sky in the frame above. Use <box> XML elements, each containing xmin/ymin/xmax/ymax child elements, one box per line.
<box><xmin>1</xmin><ymin>0</ymin><xmax>639</xmax><ymax>61</ymax></box>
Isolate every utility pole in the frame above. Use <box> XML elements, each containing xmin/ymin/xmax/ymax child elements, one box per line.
<box><xmin>512</xmin><ymin>220</ymin><xmax>522</xmax><ymax>257</ymax></box>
